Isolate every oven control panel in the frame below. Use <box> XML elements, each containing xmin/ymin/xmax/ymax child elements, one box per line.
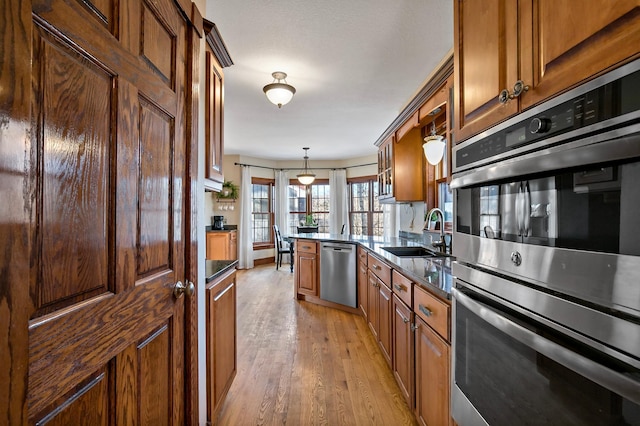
<box><xmin>455</xmin><ymin>62</ymin><xmax>640</xmax><ymax>170</ymax></box>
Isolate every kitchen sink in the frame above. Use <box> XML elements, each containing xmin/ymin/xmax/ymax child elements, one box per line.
<box><xmin>381</xmin><ymin>246</ymin><xmax>446</xmax><ymax>257</ymax></box>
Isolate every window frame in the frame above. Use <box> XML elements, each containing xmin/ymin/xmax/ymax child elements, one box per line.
<box><xmin>251</xmin><ymin>177</ymin><xmax>275</xmax><ymax>249</ymax></box>
<box><xmin>348</xmin><ymin>175</ymin><xmax>381</xmax><ymax>236</ymax></box>
<box><xmin>287</xmin><ymin>179</ymin><xmax>330</xmax><ymax>234</ymax></box>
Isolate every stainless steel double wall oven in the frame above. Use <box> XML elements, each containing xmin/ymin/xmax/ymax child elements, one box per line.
<box><xmin>450</xmin><ymin>59</ymin><xmax>640</xmax><ymax>425</ymax></box>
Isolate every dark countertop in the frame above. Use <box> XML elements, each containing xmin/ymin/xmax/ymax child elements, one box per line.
<box><xmin>205</xmin><ymin>225</ymin><xmax>238</xmax><ymax>232</ymax></box>
<box><xmin>290</xmin><ymin>233</ymin><xmax>453</xmax><ymax>300</ymax></box>
<box><xmin>205</xmin><ymin>260</ymin><xmax>238</xmax><ymax>283</ymax></box>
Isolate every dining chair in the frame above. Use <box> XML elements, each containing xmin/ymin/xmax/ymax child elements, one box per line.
<box><xmin>273</xmin><ymin>225</ymin><xmax>293</xmax><ymax>271</ymax></box>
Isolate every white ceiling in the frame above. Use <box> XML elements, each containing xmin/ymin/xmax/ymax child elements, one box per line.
<box><xmin>207</xmin><ymin>0</ymin><xmax>454</xmax><ymax>161</ymax></box>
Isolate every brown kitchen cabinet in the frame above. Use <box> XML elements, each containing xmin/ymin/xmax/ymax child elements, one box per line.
<box><xmin>377</xmin><ymin>130</ymin><xmax>425</xmax><ymax>204</ymax></box>
<box><xmin>413</xmin><ymin>284</ymin><xmax>451</xmax><ymax>426</ymax></box>
<box><xmin>206</xmin><ymin>230</ymin><xmax>237</xmax><ymax>261</ymax></box>
<box><xmin>415</xmin><ymin>315</ymin><xmax>450</xmax><ymax>426</ymax></box>
<box><xmin>206</xmin><ymin>268</ymin><xmax>237</xmax><ymax>422</ymax></box>
<box><xmin>454</xmin><ymin>0</ymin><xmax>640</xmax><ymax>143</ymax></box>
<box><xmin>392</xmin><ymin>293</ymin><xmax>414</xmax><ymax>408</ymax></box>
<box><xmin>203</xmin><ymin>20</ymin><xmax>233</xmax><ymax>191</ymax></box>
<box><xmin>367</xmin><ymin>254</ymin><xmax>393</xmax><ymax>367</ymax></box>
<box><xmin>357</xmin><ymin>246</ymin><xmax>369</xmax><ymax>318</ymax></box>
<box><xmin>295</xmin><ymin>240</ymin><xmax>318</xmax><ymax>298</ymax></box>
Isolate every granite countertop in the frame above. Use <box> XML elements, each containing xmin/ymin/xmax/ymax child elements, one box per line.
<box><xmin>205</xmin><ymin>225</ymin><xmax>238</xmax><ymax>232</ymax></box>
<box><xmin>205</xmin><ymin>259</ymin><xmax>238</xmax><ymax>283</ymax></box>
<box><xmin>290</xmin><ymin>233</ymin><xmax>453</xmax><ymax>300</ymax></box>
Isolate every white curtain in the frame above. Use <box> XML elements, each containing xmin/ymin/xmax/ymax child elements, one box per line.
<box><xmin>275</xmin><ymin>170</ymin><xmax>290</xmax><ymax>235</ymax></box>
<box><xmin>329</xmin><ymin>169</ymin><xmax>349</xmax><ymax>234</ymax></box>
<box><xmin>238</xmin><ymin>165</ymin><xmax>254</xmax><ymax>269</ymax></box>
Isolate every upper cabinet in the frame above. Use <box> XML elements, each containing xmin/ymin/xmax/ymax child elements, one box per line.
<box><xmin>203</xmin><ymin>20</ymin><xmax>233</xmax><ymax>192</ymax></box>
<box><xmin>454</xmin><ymin>0</ymin><xmax>640</xmax><ymax>143</ymax></box>
<box><xmin>375</xmin><ymin>56</ymin><xmax>454</xmax><ymax>205</ymax></box>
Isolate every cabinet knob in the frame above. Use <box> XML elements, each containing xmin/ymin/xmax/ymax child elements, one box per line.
<box><xmin>498</xmin><ymin>80</ymin><xmax>530</xmax><ymax>104</ymax></box>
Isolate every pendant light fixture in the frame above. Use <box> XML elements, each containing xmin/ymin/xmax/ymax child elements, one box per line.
<box><xmin>423</xmin><ymin>120</ymin><xmax>446</xmax><ymax>165</ymax></box>
<box><xmin>263</xmin><ymin>71</ymin><xmax>296</xmax><ymax>108</ymax></box>
<box><xmin>296</xmin><ymin>147</ymin><xmax>316</xmax><ymax>185</ymax></box>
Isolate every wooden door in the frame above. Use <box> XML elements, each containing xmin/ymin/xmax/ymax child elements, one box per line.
<box><xmin>206</xmin><ymin>269</ymin><xmax>237</xmax><ymax>421</ymax></box>
<box><xmin>393</xmin><ymin>295</ymin><xmax>414</xmax><ymax>407</ymax></box>
<box><xmin>1</xmin><ymin>0</ymin><xmax>197</xmax><ymax>422</ymax></box>
<box><xmin>415</xmin><ymin>317</ymin><xmax>451</xmax><ymax>426</ymax></box>
<box><xmin>454</xmin><ymin>0</ymin><xmax>519</xmax><ymax>143</ymax></box>
<box><xmin>357</xmin><ymin>261</ymin><xmax>369</xmax><ymax>318</ymax></box>
<box><xmin>519</xmin><ymin>0</ymin><xmax>640</xmax><ymax>109</ymax></box>
<box><xmin>377</xmin><ymin>282</ymin><xmax>393</xmax><ymax>367</ymax></box>
<box><xmin>296</xmin><ymin>253</ymin><xmax>317</xmax><ymax>296</ymax></box>
<box><xmin>367</xmin><ymin>271</ymin><xmax>380</xmax><ymax>339</ymax></box>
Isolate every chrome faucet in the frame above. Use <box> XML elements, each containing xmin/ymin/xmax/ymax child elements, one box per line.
<box><xmin>425</xmin><ymin>208</ymin><xmax>446</xmax><ymax>252</ymax></box>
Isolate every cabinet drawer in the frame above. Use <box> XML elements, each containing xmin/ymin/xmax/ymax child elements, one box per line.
<box><xmin>297</xmin><ymin>240</ymin><xmax>317</xmax><ymax>254</ymax></box>
<box><xmin>357</xmin><ymin>246</ymin><xmax>368</xmax><ymax>265</ymax></box>
<box><xmin>367</xmin><ymin>253</ymin><xmax>391</xmax><ymax>284</ymax></box>
<box><xmin>391</xmin><ymin>270</ymin><xmax>413</xmax><ymax>308</ymax></box>
<box><xmin>413</xmin><ymin>285</ymin><xmax>449</xmax><ymax>341</ymax></box>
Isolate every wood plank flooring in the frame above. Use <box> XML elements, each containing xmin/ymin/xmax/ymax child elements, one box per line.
<box><xmin>215</xmin><ymin>264</ymin><xmax>417</xmax><ymax>425</ymax></box>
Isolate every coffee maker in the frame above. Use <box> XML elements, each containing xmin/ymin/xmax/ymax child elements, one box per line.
<box><xmin>212</xmin><ymin>215</ymin><xmax>225</xmax><ymax>230</ymax></box>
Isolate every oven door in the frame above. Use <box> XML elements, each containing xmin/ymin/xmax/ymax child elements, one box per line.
<box><xmin>451</xmin><ymin>269</ymin><xmax>640</xmax><ymax>426</ymax></box>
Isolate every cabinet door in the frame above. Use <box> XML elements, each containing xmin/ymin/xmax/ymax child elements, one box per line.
<box><xmin>206</xmin><ymin>270</ymin><xmax>237</xmax><ymax>420</ymax></box>
<box><xmin>367</xmin><ymin>271</ymin><xmax>379</xmax><ymax>339</ymax></box>
<box><xmin>519</xmin><ymin>0</ymin><xmax>640</xmax><ymax>109</ymax></box>
<box><xmin>358</xmin><ymin>261</ymin><xmax>369</xmax><ymax>318</ymax></box>
<box><xmin>378</xmin><ymin>282</ymin><xmax>392</xmax><ymax>367</ymax></box>
<box><xmin>205</xmin><ymin>50</ymin><xmax>224</xmax><ymax>187</ymax></box>
<box><xmin>393</xmin><ymin>295</ymin><xmax>414</xmax><ymax>407</ymax></box>
<box><xmin>454</xmin><ymin>0</ymin><xmax>519</xmax><ymax>142</ymax></box>
<box><xmin>296</xmin><ymin>252</ymin><xmax>317</xmax><ymax>296</ymax></box>
<box><xmin>206</xmin><ymin>232</ymin><xmax>230</xmax><ymax>260</ymax></box>
<box><xmin>415</xmin><ymin>317</ymin><xmax>450</xmax><ymax>426</ymax></box>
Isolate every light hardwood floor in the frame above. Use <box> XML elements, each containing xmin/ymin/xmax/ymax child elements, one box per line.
<box><xmin>215</xmin><ymin>264</ymin><xmax>417</xmax><ymax>425</ymax></box>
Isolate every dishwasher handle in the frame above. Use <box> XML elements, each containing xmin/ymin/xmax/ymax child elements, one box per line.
<box><xmin>321</xmin><ymin>243</ymin><xmax>355</xmax><ymax>252</ymax></box>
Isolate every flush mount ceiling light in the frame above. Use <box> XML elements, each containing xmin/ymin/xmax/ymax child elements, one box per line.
<box><xmin>263</xmin><ymin>71</ymin><xmax>296</xmax><ymax>108</ymax></box>
<box><xmin>296</xmin><ymin>147</ymin><xmax>316</xmax><ymax>185</ymax></box>
<box><xmin>423</xmin><ymin>120</ymin><xmax>446</xmax><ymax>165</ymax></box>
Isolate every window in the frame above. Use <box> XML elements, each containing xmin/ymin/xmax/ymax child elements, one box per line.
<box><xmin>349</xmin><ymin>176</ymin><xmax>382</xmax><ymax>236</ymax></box>
<box><xmin>288</xmin><ymin>180</ymin><xmax>330</xmax><ymax>234</ymax></box>
<box><xmin>251</xmin><ymin>178</ymin><xmax>274</xmax><ymax>247</ymax></box>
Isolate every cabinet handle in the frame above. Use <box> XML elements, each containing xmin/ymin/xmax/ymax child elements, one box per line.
<box><xmin>402</xmin><ymin>316</ymin><xmax>410</xmax><ymax>323</ymax></box>
<box><xmin>394</xmin><ymin>284</ymin><xmax>405</xmax><ymax>292</ymax></box>
<box><xmin>411</xmin><ymin>323</ymin><xmax>419</xmax><ymax>331</ymax></box>
<box><xmin>372</xmin><ymin>265</ymin><xmax>380</xmax><ymax>270</ymax></box>
<box><xmin>498</xmin><ymin>80</ymin><xmax>530</xmax><ymax>104</ymax></box>
<box><xmin>419</xmin><ymin>304</ymin><xmax>432</xmax><ymax>317</ymax></box>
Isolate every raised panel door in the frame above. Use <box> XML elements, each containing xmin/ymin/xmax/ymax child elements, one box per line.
<box><xmin>296</xmin><ymin>252</ymin><xmax>317</xmax><ymax>296</ymax></box>
<box><xmin>205</xmin><ymin>49</ymin><xmax>224</xmax><ymax>187</ymax></box>
<box><xmin>415</xmin><ymin>317</ymin><xmax>451</xmax><ymax>426</ymax></box>
<box><xmin>358</xmin><ymin>261</ymin><xmax>369</xmax><ymax>318</ymax></box>
<box><xmin>378</xmin><ymin>281</ymin><xmax>392</xmax><ymax>367</ymax></box>
<box><xmin>206</xmin><ymin>269</ymin><xmax>237</xmax><ymax>421</ymax></box>
<box><xmin>393</xmin><ymin>294</ymin><xmax>414</xmax><ymax>407</ymax></box>
<box><xmin>19</xmin><ymin>0</ymin><xmax>192</xmax><ymax>422</ymax></box>
<box><xmin>454</xmin><ymin>0</ymin><xmax>519</xmax><ymax>143</ymax></box>
<box><xmin>519</xmin><ymin>0</ymin><xmax>640</xmax><ymax>109</ymax></box>
<box><xmin>367</xmin><ymin>270</ymin><xmax>380</xmax><ymax>339</ymax></box>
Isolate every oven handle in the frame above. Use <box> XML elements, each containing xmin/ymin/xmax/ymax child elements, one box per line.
<box><xmin>515</xmin><ymin>184</ymin><xmax>524</xmax><ymax>236</ymax></box>
<box><xmin>452</xmin><ymin>287</ymin><xmax>640</xmax><ymax>404</ymax></box>
<box><xmin>523</xmin><ymin>181</ymin><xmax>531</xmax><ymax>236</ymax></box>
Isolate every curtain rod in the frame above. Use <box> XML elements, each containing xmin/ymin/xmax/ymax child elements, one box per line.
<box><xmin>233</xmin><ymin>162</ymin><xmax>376</xmax><ymax>171</ymax></box>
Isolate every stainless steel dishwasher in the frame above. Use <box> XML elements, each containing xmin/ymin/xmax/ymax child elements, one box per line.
<box><xmin>320</xmin><ymin>242</ymin><xmax>357</xmax><ymax>307</ymax></box>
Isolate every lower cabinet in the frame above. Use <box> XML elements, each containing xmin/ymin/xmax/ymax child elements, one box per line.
<box><xmin>415</xmin><ymin>315</ymin><xmax>450</xmax><ymax>426</ymax></box>
<box><xmin>392</xmin><ymin>294</ymin><xmax>414</xmax><ymax>406</ymax></box>
<box><xmin>206</xmin><ymin>230</ymin><xmax>237</xmax><ymax>260</ymax></box>
<box><xmin>367</xmin><ymin>254</ymin><xmax>393</xmax><ymax>368</ymax></box>
<box><xmin>295</xmin><ymin>240</ymin><xmax>318</xmax><ymax>297</ymax></box>
<box><xmin>206</xmin><ymin>268</ymin><xmax>237</xmax><ymax>422</ymax></box>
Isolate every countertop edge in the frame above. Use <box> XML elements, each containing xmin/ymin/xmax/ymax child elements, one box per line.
<box><xmin>205</xmin><ymin>260</ymin><xmax>239</xmax><ymax>283</ymax></box>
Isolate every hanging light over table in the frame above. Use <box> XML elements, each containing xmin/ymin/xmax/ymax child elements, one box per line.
<box><xmin>297</xmin><ymin>147</ymin><xmax>316</xmax><ymax>185</ymax></box>
<box><xmin>263</xmin><ymin>71</ymin><xmax>296</xmax><ymax>108</ymax></box>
